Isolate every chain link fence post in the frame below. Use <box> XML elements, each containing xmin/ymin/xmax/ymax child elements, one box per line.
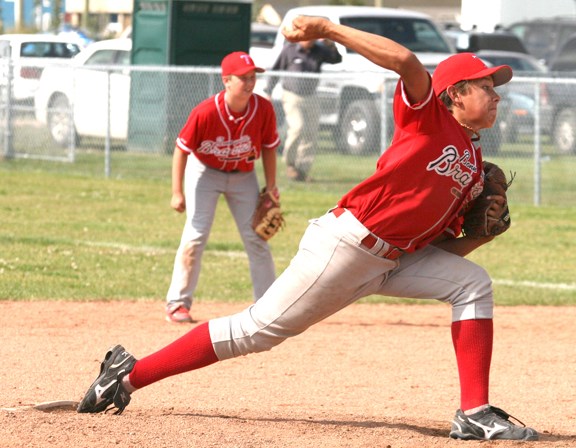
<box><xmin>533</xmin><ymin>80</ymin><xmax>542</xmax><ymax>206</ymax></box>
<box><xmin>2</xmin><ymin>58</ymin><xmax>14</xmax><ymax>159</ymax></box>
<box><xmin>104</xmin><ymin>69</ymin><xmax>112</xmax><ymax>178</ymax></box>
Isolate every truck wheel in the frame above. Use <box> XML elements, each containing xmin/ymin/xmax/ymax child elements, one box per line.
<box><xmin>48</xmin><ymin>95</ymin><xmax>79</xmax><ymax>148</ymax></box>
<box><xmin>338</xmin><ymin>99</ymin><xmax>380</xmax><ymax>155</ymax></box>
<box><xmin>553</xmin><ymin>108</ymin><xmax>576</xmax><ymax>154</ymax></box>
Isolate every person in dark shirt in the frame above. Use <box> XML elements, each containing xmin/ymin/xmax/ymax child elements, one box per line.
<box><xmin>265</xmin><ymin>39</ymin><xmax>342</xmax><ymax>181</ymax></box>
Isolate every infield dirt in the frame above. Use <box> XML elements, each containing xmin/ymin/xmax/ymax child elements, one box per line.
<box><xmin>1</xmin><ymin>301</ymin><xmax>574</xmax><ymax>448</ymax></box>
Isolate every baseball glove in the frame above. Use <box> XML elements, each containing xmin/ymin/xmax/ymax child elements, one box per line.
<box><xmin>252</xmin><ymin>188</ymin><xmax>284</xmax><ymax>240</ymax></box>
<box><xmin>462</xmin><ymin>161</ymin><xmax>514</xmax><ymax>238</ymax></box>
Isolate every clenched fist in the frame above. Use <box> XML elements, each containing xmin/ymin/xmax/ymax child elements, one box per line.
<box><xmin>282</xmin><ymin>16</ymin><xmax>332</xmax><ymax>43</ymax></box>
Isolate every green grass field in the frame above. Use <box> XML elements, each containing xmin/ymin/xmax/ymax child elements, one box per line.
<box><xmin>1</xmin><ymin>151</ymin><xmax>575</xmax><ymax>305</ymax></box>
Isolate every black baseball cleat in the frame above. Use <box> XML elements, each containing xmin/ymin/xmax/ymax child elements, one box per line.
<box><xmin>449</xmin><ymin>406</ymin><xmax>539</xmax><ymax>441</ymax></box>
<box><xmin>77</xmin><ymin>345</ymin><xmax>137</xmax><ymax>415</ymax></box>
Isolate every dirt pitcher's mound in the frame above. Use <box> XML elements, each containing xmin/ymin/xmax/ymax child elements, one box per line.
<box><xmin>1</xmin><ymin>301</ymin><xmax>575</xmax><ymax>448</ymax></box>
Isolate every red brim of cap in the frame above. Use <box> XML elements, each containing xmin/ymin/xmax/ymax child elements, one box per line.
<box><xmin>433</xmin><ymin>62</ymin><xmax>513</xmax><ymax>96</ymax></box>
<box><xmin>228</xmin><ymin>66</ymin><xmax>266</xmax><ymax>76</ymax></box>
<box><xmin>469</xmin><ymin>65</ymin><xmax>513</xmax><ymax>88</ymax></box>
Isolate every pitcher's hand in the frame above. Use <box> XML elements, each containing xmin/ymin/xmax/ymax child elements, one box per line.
<box><xmin>282</xmin><ymin>16</ymin><xmax>331</xmax><ymax>42</ymax></box>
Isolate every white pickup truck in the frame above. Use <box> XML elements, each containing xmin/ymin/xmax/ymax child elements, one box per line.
<box><xmin>254</xmin><ymin>6</ymin><xmax>457</xmax><ymax>155</ymax></box>
<box><xmin>34</xmin><ymin>39</ymin><xmax>132</xmax><ymax>147</ymax></box>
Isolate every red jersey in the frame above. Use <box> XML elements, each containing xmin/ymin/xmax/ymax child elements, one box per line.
<box><xmin>339</xmin><ymin>78</ymin><xmax>484</xmax><ymax>252</ymax></box>
<box><xmin>176</xmin><ymin>92</ymin><xmax>280</xmax><ymax>172</ymax></box>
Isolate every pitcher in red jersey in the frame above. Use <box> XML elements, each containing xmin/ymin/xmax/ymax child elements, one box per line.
<box><xmin>77</xmin><ymin>17</ymin><xmax>538</xmax><ymax>442</ymax></box>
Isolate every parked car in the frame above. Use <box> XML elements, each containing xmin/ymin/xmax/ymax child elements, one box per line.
<box><xmin>265</xmin><ymin>6</ymin><xmax>456</xmax><ymax>155</ymax></box>
<box><xmin>507</xmin><ymin>17</ymin><xmax>576</xmax><ymax>65</ymax></box>
<box><xmin>249</xmin><ymin>22</ymin><xmax>278</xmax><ymax>78</ymax></box>
<box><xmin>34</xmin><ymin>38</ymin><xmax>131</xmax><ymax>147</ymax></box>
<box><xmin>548</xmin><ymin>34</ymin><xmax>576</xmax><ymax>72</ymax></box>
<box><xmin>0</xmin><ymin>34</ymin><xmax>81</xmax><ymax>102</ymax></box>
<box><xmin>250</xmin><ymin>22</ymin><xmax>278</xmax><ymax>48</ymax></box>
<box><xmin>545</xmin><ymin>33</ymin><xmax>576</xmax><ymax>153</ymax></box>
<box><xmin>477</xmin><ymin>50</ymin><xmax>546</xmax><ymax>73</ymax></box>
<box><xmin>477</xmin><ymin>50</ymin><xmax>551</xmax><ymax>143</ymax></box>
<box><xmin>444</xmin><ymin>29</ymin><xmax>528</xmax><ymax>54</ymax></box>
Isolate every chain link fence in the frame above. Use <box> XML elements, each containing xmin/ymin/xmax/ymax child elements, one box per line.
<box><xmin>1</xmin><ymin>58</ymin><xmax>576</xmax><ymax>206</ymax></box>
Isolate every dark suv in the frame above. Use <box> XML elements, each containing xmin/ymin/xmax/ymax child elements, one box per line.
<box><xmin>445</xmin><ymin>29</ymin><xmax>528</xmax><ymax>54</ymax></box>
<box><xmin>507</xmin><ymin>18</ymin><xmax>576</xmax><ymax>65</ymax></box>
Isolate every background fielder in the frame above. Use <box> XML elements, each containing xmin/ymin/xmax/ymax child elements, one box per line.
<box><xmin>165</xmin><ymin>51</ymin><xmax>280</xmax><ymax>323</ymax></box>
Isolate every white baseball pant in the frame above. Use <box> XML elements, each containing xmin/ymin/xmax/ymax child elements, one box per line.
<box><xmin>210</xmin><ymin>208</ymin><xmax>493</xmax><ymax>360</ymax></box>
<box><xmin>166</xmin><ymin>154</ymin><xmax>276</xmax><ymax>309</ymax></box>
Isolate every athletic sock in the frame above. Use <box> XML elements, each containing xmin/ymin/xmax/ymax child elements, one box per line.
<box><xmin>127</xmin><ymin>321</ymin><xmax>218</xmax><ymax>389</ymax></box>
<box><xmin>451</xmin><ymin>318</ymin><xmax>493</xmax><ymax>412</ymax></box>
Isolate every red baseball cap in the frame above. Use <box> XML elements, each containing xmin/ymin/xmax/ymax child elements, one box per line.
<box><xmin>432</xmin><ymin>52</ymin><xmax>513</xmax><ymax>96</ymax></box>
<box><xmin>221</xmin><ymin>51</ymin><xmax>265</xmax><ymax>76</ymax></box>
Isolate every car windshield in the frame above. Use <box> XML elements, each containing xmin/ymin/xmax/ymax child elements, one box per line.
<box><xmin>85</xmin><ymin>49</ymin><xmax>125</xmax><ymax>66</ymax></box>
<box><xmin>20</xmin><ymin>41</ymin><xmax>81</xmax><ymax>58</ymax></box>
<box><xmin>251</xmin><ymin>28</ymin><xmax>277</xmax><ymax>48</ymax></box>
<box><xmin>340</xmin><ymin>17</ymin><xmax>451</xmax><ymax>53</ymax></box>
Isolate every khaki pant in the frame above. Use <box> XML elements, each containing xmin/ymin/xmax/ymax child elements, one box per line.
<box><xmin>281</xmin><ymin>90</ymin><xmax>321</xmax><ymax>177</ymax></box>
<box><xmin>166</xmin><ymin>154</ymin><xmax>276</xmax><ymax>309</ymax></box>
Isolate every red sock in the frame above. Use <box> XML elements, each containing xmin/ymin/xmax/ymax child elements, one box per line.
<box><xmin>128</xmin><ymin>322</ymin><xmax>218</xmax><ymax>389</ymax></box>
<box><xmin>451</xmin><ymin>319</ymin><xmax>493</xmax><ymax>412</ymax></box>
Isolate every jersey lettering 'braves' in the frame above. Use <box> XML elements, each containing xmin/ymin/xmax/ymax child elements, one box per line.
<box><xmin>176</xmin><ymin>92</ymin><xmax>280</xmax><ymax>172</ymax></box>
<box><xmin>427</xmin><ymin>146</ymin><xmax>475</xmax><ymax>188</ymax></box>
<box><xmin>339</xmin><ymin>77</ymin><xmax>483</xmax><ymax>252</ymax></box>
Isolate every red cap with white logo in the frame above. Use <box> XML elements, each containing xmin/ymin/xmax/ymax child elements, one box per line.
<box><xmin>221</xmin><ymin>51</ymin><xmax>265</xmax><ymax>76</ymax></box>
<box><xmin>432</xmin><ymin>52</ymin><xmax>513</xmax><ymax>96</ymax></box>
